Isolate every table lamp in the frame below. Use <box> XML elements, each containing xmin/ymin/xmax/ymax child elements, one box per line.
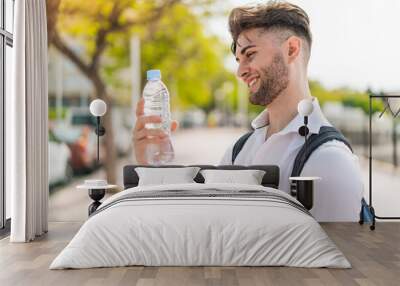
<box><xmin>76</xmin><ymin>99</ymin><xmax>115</xmax><ymax>216</ymax></box>
<box><xmin>89</xmin><ymin>99</ymin><xmax>107</xmax><ymax>163</ymax></box>
<box><xmin>289</xmin><ymin>99</ymin><xmax>320</xmax><ymax>210</ymax></box>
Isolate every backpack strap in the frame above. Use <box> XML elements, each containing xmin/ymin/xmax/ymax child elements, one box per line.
<box><xmin>231</xmin><ymin>131</ymin><xmax>254</xmax><ymax>164</ymax></box>
<box><xmin>290</xmin><ymin>126</ymin><xmax>353</xmax><ymax>177</ymax></box>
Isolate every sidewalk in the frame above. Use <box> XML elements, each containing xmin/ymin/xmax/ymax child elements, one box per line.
<box><xmin>49</xmin><ymin>127</ymin><xmax>400</xmax><ymax>222</ymax></box>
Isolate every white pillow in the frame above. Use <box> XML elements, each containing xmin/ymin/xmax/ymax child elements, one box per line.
<box><xmin>200</xmin><ymin>169</ymin><xmax>266</xmax><ymax>185</ymax></box>
<box><xmin>135</xmin><ymin>167</ymin><xmax>201</xmax><ymax>186</ymax></box>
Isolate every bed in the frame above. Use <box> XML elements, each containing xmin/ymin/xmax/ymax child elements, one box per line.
<box><xmin>49</xmin><ymin>164</ymin><xmax>350</xmax><ymax>269</ymax></box>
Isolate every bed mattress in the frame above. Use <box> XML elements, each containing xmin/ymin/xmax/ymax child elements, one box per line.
<box><xmin>50</xmin><ymin>183</ymin><xmax>350</xmax><ymax>269</ymax></box>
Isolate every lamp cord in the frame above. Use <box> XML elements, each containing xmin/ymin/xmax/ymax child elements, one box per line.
<box><xmin>304</xmin><ymin>116</ymin><xmax>308</xmax><ymax>171</ymax></box>
<box><xmin>97</xmin><ymin>116</ymin><xmax>100</xmax><ymax>163</ymax></box>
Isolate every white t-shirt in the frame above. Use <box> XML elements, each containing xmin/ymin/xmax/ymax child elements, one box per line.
<box><xmin>220</xmin><ymin>98</ymin><xmax>364</xmax><ymax>222</ymax></box>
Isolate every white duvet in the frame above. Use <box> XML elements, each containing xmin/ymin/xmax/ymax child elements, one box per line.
<box><xmin>50</xmin><ymin>183</ymin><xmax>350</xmax><ymax>269</ymax></box>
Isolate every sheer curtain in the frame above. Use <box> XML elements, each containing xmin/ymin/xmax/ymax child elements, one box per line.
<box><xmin>7</xmin><ymin>0</ymin><xmax>48</xmax><ymax>242</ymax></box>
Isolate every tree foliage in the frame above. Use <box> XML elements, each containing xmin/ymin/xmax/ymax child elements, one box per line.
<box><xmin>140</xmin><ymin>4</ymin><xmax>232</xmax><ymax>111</ymax></box>
<box><xmin>53</xmin><ymin>0</ymin><xmax>235</xmax><ymax>112</ymax></box>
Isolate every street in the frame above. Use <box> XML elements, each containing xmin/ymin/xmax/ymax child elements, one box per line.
<box><xmin>49</xmin><ymin>127</ymin><xmax>400</xmax><ymax>223</ymax></box>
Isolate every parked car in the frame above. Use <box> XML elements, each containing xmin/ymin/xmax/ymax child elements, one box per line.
<box><xmin>53</xmin><ymin>124</ymin><xmax>99</xmax><ymax>174</ymax></box>
<box><xmin>65</xmin><ymin>107</ymin><xmax>132</xmax><ymax>156</ymax></box>
<box><xmin>48</xmin><ymin>129</ymin><xmax>73</xmax><ymax>186</ymax></box>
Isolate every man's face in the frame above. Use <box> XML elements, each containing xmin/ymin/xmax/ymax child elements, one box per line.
<box><xmin>235</xmin><ymin>28</ymin><xmax>289</xmax><ymax>106</ymax></box>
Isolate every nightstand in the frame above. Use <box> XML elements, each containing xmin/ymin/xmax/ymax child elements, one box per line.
<box><xmin>289</xmin><ymin>176</ymin><xmax>321</xmax><ymax>210</ymax></box>
<box><xmin>77</xmin><ymin>180</ymin><xmax>118</xmax><ymax>216</ymax></box>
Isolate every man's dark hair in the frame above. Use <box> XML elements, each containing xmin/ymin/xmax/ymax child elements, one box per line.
<box><xmin>229</xmin><ymin>1</ymin><xmax>312</xmax><ymax>57</ymax></box>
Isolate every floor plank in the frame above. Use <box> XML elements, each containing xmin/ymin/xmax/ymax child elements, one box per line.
<box><xmin>0</xmin><ymin>222</ymin><xmax>399</xmax><ymax>286</ymax></box>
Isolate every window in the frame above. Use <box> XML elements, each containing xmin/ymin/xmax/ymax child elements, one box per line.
<box><xmin>1</xmin><ymin>0</ymin><xmax>14</xmax><ymax>233</ymax></box>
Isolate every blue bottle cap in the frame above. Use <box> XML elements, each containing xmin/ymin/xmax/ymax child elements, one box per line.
<box><xmin>147</xmin><ymin>69</ymin><xmax>161</xmax><ymax>80</ymax></box>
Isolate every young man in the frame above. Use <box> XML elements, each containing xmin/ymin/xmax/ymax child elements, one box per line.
<box><xmin>133</xmin><ymin>1</ymin><xmax>363</xmax><ymax>222</ymax></box>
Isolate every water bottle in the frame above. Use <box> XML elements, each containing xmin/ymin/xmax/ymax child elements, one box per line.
<box><xmin>142</xmin><ymin>69</ymin><xmax>174</xmax><ymax>164</ymax></box>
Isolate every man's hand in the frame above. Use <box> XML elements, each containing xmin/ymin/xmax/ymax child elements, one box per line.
<box><xmin>132</xmin><ymin>98</ymin><xmax>178</xmax><ymax>164</ymax></box>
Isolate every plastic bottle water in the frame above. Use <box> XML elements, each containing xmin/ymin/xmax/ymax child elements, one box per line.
<box><xmin>142</xmin><ymin>69</ymin><xmax>174</xmax><ymax>164</ymax></box>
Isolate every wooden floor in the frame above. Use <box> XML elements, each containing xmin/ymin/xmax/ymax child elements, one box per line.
<box><xmin>0</xmin><ymin>222</ymin><xmax>399</xmax><ymax>286</ymax></box>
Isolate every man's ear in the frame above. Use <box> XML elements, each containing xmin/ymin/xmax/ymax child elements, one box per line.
<box><xmin>286</xmin><ymin>36</ymin><xmax>301</xmax><ymax>64</ymax></box>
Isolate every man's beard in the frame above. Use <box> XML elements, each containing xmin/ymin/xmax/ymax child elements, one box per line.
<box><xmin>249</xmin><ymin>53</ymin><xmax>289</xmax><ymax>106</ymax></box>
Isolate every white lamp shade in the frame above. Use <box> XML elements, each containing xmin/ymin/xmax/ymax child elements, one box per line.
<box><xmin>89</xmin><ymin>99</ymin><xmax>107</xmax><ymax>117</ymax></box>
<box><xmin>297</xmin><ymin>99</ymin><xmax>314</xmax><ymax>116</ymax></box>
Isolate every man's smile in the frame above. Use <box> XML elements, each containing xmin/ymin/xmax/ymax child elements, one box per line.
<box><xmin>246</xmin><ymin>76</ymin><xmax>260</xmax><ymax>92</ymax></box>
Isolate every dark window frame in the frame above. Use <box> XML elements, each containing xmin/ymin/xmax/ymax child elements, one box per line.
<box><xmin>1</xmin><ymin>0</ymin><xmax>14</xmax><ymax>234</ymax></box>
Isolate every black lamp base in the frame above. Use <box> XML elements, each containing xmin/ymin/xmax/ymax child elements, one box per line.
<box><xmin>88</xmin><ymin>188</ymin><xmax>105</xmax><ymax>216</ymax></box>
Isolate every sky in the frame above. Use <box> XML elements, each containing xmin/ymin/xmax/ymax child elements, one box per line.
<box><xmin>204</xmin><ymin>0</ymin><xmax>400</xmax><ymax>92</ymax></box>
